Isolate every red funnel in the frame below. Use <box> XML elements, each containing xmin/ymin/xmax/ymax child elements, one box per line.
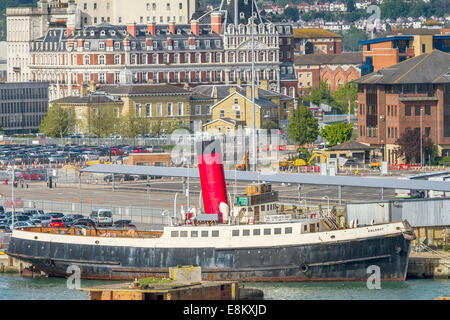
<box><xmin>196</xmin><ymin>139</ymin><xmax>228</xmax><ymax>222</ymax></box>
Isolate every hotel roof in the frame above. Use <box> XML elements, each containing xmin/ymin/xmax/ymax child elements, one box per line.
<box><xmin>293</xmin><ymin>28</ymin><xmax>342</xmax><ymax>39</ymax></box>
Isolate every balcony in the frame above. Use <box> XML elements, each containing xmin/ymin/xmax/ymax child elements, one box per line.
<box><xmin>399</xmin><ymin>92</ymin><xmax>438</xmax><ymax>102</ymax></box>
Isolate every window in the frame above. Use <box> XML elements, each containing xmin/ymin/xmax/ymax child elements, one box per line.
<box><xmin>285</xmin><ymin>227</ymin><xmax>292</xmax><ymax>234</ymax></box>
<box><xmin>253</xmin><ymin>229</ymin><xmax>260</xmax><ymax>235</ymax></box>
<box><xmin>415</xmin><ymin>106</ymin><xmax>421</xmax><ymax>116</ymax></box>
<box><xmin>195</xmin><ymin>105</ymin><xmax>201</xmax><ymax>115</ymax></box>
<box><xmin>235</xmin><ymin>110</ymin><xmax>240</xmax><ymax>119</ymax></box>
<box><xmin>425</xmin><ymin>105</ymin><xmax>431</xmax><ymax>115</ymax></box>
<box><xmin>77</xmin><ymin>108</ymin><xmax>83</xmax><ymax>119</ymax></box>
<box><xmin>156</xmin><ymin>103</ymin><xmax>162</xmax><ymax>116</ymax></box>
<box><xmin>243</xmin><ymin>230</ymin><xmax>250</xmax><ymax>236</ymax></box>
<box><xmin>171</xmin><ymin>231</ymin><xmax>179</xmax><ymax>237</ymax></box>
<box><xmin>99</xmin><ymin>73</ymin><xmax>105</xmax><ymax>83</ymax></box>
<box><xmin>212</xmin><ymin>230</ymin><xmax>219</xmax><ymax>237</ymax></box>
<box><xmin>145</xmin><ymin>103</ymin><xmax>152</xmax><ymax>117</ymax></box>
<box><xmin>135</xmin><ymin>103</ymin><xmax>142</xmax><ymax>117</ymax></box>
<box><xmin>99</xmin><ymin>55</ymin><xmax>105</xmax><ymax>64</ymax></box>
<box><xmin>114</xmin><ymin>107</ymin><xmax>120</xmax><ymax>118</ymax></box>
<box><xmin>201</xmin><ymin>231</ymin><xmax>208</xmax><ymax>237</ymax></box>
<box><xmin>167</xmin><ymin>102</ymin><xmax>173</xmax><ymax>116</ymax></box>
<box><xmin>115</xmin><ymin>72</ymin><xmax>120</xmax><ymax>83</ymax></box>
<box><xmin>220</xmin><ymin>110</ymin><xmax>224</xmax><ymax>118</ymax></box>
<box><xmin>191</xmin><ymin>231</ymin><xmax>198</xmax><ymax>237</ymax></box>
<box><xmin>84</xmin><ymin>55</ymin><xmax>90</xmax><ymax>65</ymax></box>
<box><xmin>274</xmin><ymin>228</ymin><xmax>282</xmax><ymax>235</ymax></box>
<box><xmin>177</xmin><ymin>102</ymin><xmax>184</xmax><ymax>115</ymax></box>
<box><xmin>264</xmin><ymin>228</ymin><xmax>271</xmax><ymax>235</ymax></box>
<box><xmin>405</xmin><ymin>105</ymin><xmax>411</xmax><ymax>116</ymax></box>
<box><xmin>180</xmin><ymin>231</ymin><xmax>187</xmax><ymax>237</ymax></box>
<box><xmin>232</xmin><ymin>230</ymin><xmax>239</xmax><ymax>236</ymax></box>
<box><xmin>99</xmin><ymin>42</ymin><xmax>105</xmax><ymax>50</ymax></box>
<box><xmin>303</xmin><ymin>225</ymin><xmax>308</xmax><ymax>232</ymax></box>
<box><xmin>425</xmin><ymin>127</ymin><xmax>431</xmax><ymax>137</ymax></box>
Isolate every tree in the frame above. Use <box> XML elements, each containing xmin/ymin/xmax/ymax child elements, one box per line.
<box><xmin>339</xmin><ymin>27</ymin><xmax>368</xmax><ymax>52</ymax></box>
<box><xmin>261</xmin><ymin>119</ymin><xmax>279</xmax><ymax>131</ymax></box>
<box><xmin>319</xmin><ymin>122</ymin><xmax>353</xmax><ymax>147</ymax></box>
<box><xmin>288</xmin><ymin>105</ymin><xmax>319</xmax><ymax>145</ymax></box>
<box><xmin>87</xmin><ymin>105</ymin><xmax>119</xmax><ymax>138</ymax></box>
<box><xmin>395</xmin><ymin>130</ymin><xmax>435</xmax><ymax>164</ymax></box>
<box><xmin>39</xmin><ymin>103</ymin><xmax>74</xmax><ymax>140</ymax></box>
<box><xmin>308</xmin><ymin>81</ymin><xmax>332</xmax><ymax>105</ymax></box>
<box><xmin>331</xmin><ymin>83</ymin><xmax>358</xmax><ymax>114</ymax></box>
<box><xmin>284</xmin><ymin>7</ymin><xmax>300</xmax><ymax>22</ymax></box>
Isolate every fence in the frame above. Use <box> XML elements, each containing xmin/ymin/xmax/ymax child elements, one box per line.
<box><xmin>1</xmin><ymin>198</ymin><xmax>175</xmax><ymax>227</ymax></box>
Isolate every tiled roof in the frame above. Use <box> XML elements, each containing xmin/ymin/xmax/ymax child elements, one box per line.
<box><xmin>353</xmin><ymin>50</ymin><xmax>450</xmax><ymax>84</ymax></box>
<box><xmin>294</xmin><ymin>52</ymin><xmax>362</xmax><ymax>66</ymax></box>
<box><xmin>99</xmin><ymin>84</ymin><xmax>191</xmax><ymax>95</ymax></box>
<box><xmin>293</xmin><ymin>28</ymin><xmax>342</xmax><ymax>38</ymax></box>
<box><xmin>330</xmin><ymin>141</ymin><xmax>372</xmax><ymax>150</ymax></box>
<box><xmin>53</xmin><ymin>95</ymin><xmax>118</xmax><ymax>105</ymax></box>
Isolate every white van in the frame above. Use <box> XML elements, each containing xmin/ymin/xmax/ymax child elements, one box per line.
<box><xmin>394</xmin><ymin>177</ymin><xmax>425</xmax><ymax>199</ymax></box>
<box><xmin>428</xmin><ymin>175</ymin><xmax>450</xmax><ymax>198</ymax></box>
<box><xmin>90</xmin><ymin>209</ymin><xmax>113</xmax><ymax>227</ymax></box>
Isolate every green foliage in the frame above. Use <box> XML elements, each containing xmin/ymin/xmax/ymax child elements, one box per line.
<box><xmin>319</xmin><ymin>122</ymin><xmax>353</xmax><ymax>147</ymax></box>
<box><xmin>309</xmin><ymin>81</ymin><xmax>332</xmax><ymax>105</ymax></box>
<box><xmin>284</xmin><ymin>7</ymin><xmax>300</xmax><ymax>22</ymax></box>
<box><xmin>288</xmin><ymin>105</ymin><xmax>319</xmax><ymax>145</ymax></box>
<box><xmin>331</xmin><ymin>83</ymin><xmax>358</xmax><ymax>114</ymax></box>
<box><xmin>87</xmin><ymin>105</ymin><xmax>119</xmax><ymax>138</ymax></box>
<box><xmin>261</xmin><ymin>119</ymin><xmax>279</xmax><ymax>130</ymax></box>
<box><xmin>338</xmin><ymin>27</ymin><xmax>368</xmax><ymax>52</ymax></box>
<box><xmin>39</xmin><ymin>103</ymin><xmax>74</xmax><ymax>139</ymax></box>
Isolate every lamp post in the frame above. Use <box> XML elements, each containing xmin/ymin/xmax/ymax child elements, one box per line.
<box><xmin>322</xmin><ymin>196</ymin><xmax>330</xmax><ymax>216</ymax></box>
<box><xmin>420</xmin><ymin>107</ymin><xmax>423</xmax><ymax>167</ymax></box>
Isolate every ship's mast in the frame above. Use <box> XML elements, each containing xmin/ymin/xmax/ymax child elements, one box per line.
<box><xmin>251</xmin><ymin>0</ymin><xmax>257</xmax><ymax>172</ymax></box>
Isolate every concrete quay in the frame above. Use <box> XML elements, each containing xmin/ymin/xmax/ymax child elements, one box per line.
<box><xmin>407</xmin><ymin>251</ymin><xmax>450</xmax><ymax>279</ymax></box>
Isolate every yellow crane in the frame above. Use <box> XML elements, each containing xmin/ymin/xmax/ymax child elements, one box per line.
<box><xmin>236</xmin><ymin>152</ymin><xmax>249</xmax><ymax>171</ymax></box>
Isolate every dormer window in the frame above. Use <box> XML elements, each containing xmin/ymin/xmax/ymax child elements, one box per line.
<box><xmin>90</xmin><ymin>30</ymin><xmax>95</xmax><ymax>36</ymax></box>
<box><xmin>84</xmin><ymin>42</ymin><xmax>90</xmax><ymax>50</ymax></box>
<box><xmin>177</xmin><ymin>29</ymin><xmax>182</xmax><ymax>35</ymax></box>
<box><xmin>100</xmin><ymin>30</ymin><xmax>106</xmax><ymax>36</ymax></box>
<box><xmin>99</xmin><ymin>42</ymin><xmax>105</xmax><ymax>50</ymax></box>
<box><xmin>111</xmin><ymin>30</ymin><xmax>116</xmax><ymax>36</ymax></box>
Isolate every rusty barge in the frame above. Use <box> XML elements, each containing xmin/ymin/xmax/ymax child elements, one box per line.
<box><xmin>6</xmin><ymin>139</ymin><xmax>416</xmax><ymax>281</ymax></box>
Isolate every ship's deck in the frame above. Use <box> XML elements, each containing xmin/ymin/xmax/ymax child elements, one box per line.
<box><xmin>15</xmin><ymin>227</ymin><xmax>163</xmax><ymax>238</ymax></box>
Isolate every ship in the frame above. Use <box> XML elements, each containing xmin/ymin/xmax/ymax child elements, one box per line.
<box><xmin>6</xmin><ymin>139</ymin><xmax>416</xmax><ymax>281</ymax></box>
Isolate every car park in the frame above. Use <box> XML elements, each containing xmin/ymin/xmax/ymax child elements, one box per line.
<box><xmin>90</xmin><ymin>209</ymin><xmax>113</xmax><ymax>227</ymax></box>
<box><xmin>70</xmin><ymin>218</ymin><xmax>97</xmax><ymax>228</ymax></box>
<box><xmin>35</xmin><ymin>215</ymin><xmax>53</xmax><ymax>227</ymax></box>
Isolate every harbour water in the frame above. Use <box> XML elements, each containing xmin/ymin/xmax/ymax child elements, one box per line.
<box><xmin>0</xmin><ymin>275</ymin><xmax>448</xmax><ymax>300</ymax></box>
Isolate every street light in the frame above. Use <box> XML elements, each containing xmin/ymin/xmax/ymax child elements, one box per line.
<box><xmin>322</xmin><ymin>196</ymin><xmax>330</xmax><ymax>216</ymax></box>
<box><xmin>420</xmin><ymin>107</ymin><xmax>423</xmax><ymax>167</ymax></box>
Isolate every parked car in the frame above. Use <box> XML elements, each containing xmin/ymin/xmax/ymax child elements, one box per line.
<box><xmin>13</xmin><ymin>221</ymin><xmax>34</xmax><ymax>228</ymax></box>
<box><xmin>0</xmin><ymin>206</ymin><xmax>4</xmax><ymax>215</ymax></box>
<box><xmin>23</xmin><ymin>209</ymin><xmax>43</xmax><ymax>217</ymax></box>
<box><xmin>46</xmin><ymin>212</ymin><xmax>65</xmax><ymax>219</ymax></box>
<box><xmin>113</xmin><ymin>220</ymin><xmax>137</xmax><ymax>229</ymax></box>
<box><xmin>69</xmin><ymin>218</ymin><xmax>97</xmax><ymax>228</ymax></box>
<box><xmin>103</xmin><ymin>174</ymin><xmax>136</xmax><ymax>182</ymax></box>
<box><xmin>35</xmin><ymin>215</ymin><xmax>53</xmax><ymax>227</ymax></box>
<box><xmin>29</xmin><ymin>219</ymin><xmax>43</xmax><ymax>227</ymax></box>
<box><xmin>49</xmin><ymin>218</ymin><xmax>64</xmax><ymax>228</ymax></box>
<box><xmin>65</xmin><ymin>214</ymin><xmax>85</xmax><ymax>221</ymax></box>
<box><xmin>0</xmin><ymin>225</ymin><xmax>11</xmax><ymax>232</ymax></box>
<box><xmin>62</xmin><ymin>217</ymin><xmax>74</xmax><ymax>227</ymax></box>
<box><xmin>90</xmin><ymin>209</ymin><xmax>113</xmax><ymax>227</ymax></box>
<box><xmin>18</xmin><ymin>170</ymin><xmax>46</xmax><ymax>181</ymax></box>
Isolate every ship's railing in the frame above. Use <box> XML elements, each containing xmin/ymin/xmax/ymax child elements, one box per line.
<box><xmin>263</xmin><ymin>214</ymin><xmax>292</xmax><ymax>223</ymax></box>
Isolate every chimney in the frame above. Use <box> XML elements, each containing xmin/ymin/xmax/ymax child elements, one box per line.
<box><xmin>147</xmin><ymin>22</ymin><xmax>156</xmax><ymax>35</ymax></box>
<box><xmin>213</xmin><ymin>86</ymin><xmax>218</xmax><ymax>99</ymax></box>
<box><xmin>190</xmin><ymin>19</ymin><xmax>199</xmax><ymax>36</ymax></box>
<box><xmin>260</xmin><ymin>79</ymin><xmax>269</xmax><ymax>90</ymax></box>
<box><xmin>246</xmin><ymin>86</ymin><xmax>259</xmax><ymax>100</ymax></box>
<box><xmin>237</xmin><ymin>78</ymin><xmax>242</xmax><ymax>87</ymax></box>
<box><xmin>66</xmin><ymin>25</ymin><xmax>75</xmax><ymax>37</ymax></box>
<box><xmin>211</xmin><ymin>12</ymin><xmax>223</xmax><ymax>35</ymax></box>
<box><xmin>127</xmin><ymin>22</ymin><xmax>137</xmax><ymax>37</ymax></box>
<box><xmin>89</xmin><ymin>81</ymin><xmax>96</xmax><ymax>93</ymax></box>
<box><xmin>80</xmin><ymin>83</ymin><xmax>88</xmax><ymax>97</ymax></box>
<box><xmin>169</xmin><ymin>21</ymin><xmax>176</xmax><ymax>34</ymax></box>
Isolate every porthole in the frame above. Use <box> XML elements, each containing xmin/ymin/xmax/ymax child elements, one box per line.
<box><xmin>34</xmin><ymin>236</ymin><xmax>38</xmax><ymax>240</ymax></box>
<box><xmin>330</xmin><ymin>235</ymin><xmax>335</xmax><ymax>239</ymax></box>
<box><xmin>95</xmin><ymin>240</ymin><xmax>99</xmax><ymax>245</ymax></box>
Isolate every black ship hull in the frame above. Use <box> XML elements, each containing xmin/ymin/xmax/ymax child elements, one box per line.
<box><xmin>7</xmin><ymin>232</ymin><xmax>412</xmax><ymax>281</ymax></box>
